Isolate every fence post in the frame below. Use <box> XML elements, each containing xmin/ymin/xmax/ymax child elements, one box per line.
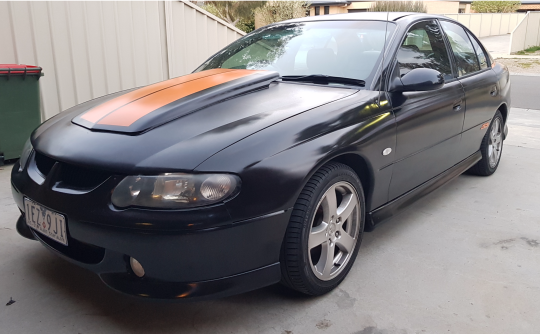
<box><xmin>535</xmin><ymin>12</ymin><xmax>540</xmax><ymax>46</ymax></box>
<box><xmin>490</xmin><ymin>14</ymin><xmax>494</xmax><ymax>36</ymax></box>
<box><xmin>164</xmin><ymin>0</ymin><xmax>174</xmax><ymax>79</ymax></box>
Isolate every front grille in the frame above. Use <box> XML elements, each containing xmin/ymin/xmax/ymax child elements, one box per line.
<box><xmin>58</xmin><ymin>163</ymin><xmax>111</xmax><ymax>190</ymax></box>
<box><xmin>34</xmin><ymin>152</ymin><xmax>112</xmax><ymax>190</ymax></box>
<box><xmin>34</xmin><ymin>152</ymin><xmax>56</xmax><ymax>177</ymax></box>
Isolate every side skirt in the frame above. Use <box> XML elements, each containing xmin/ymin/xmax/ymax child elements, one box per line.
<box><xmin>365</xmin><ymin>151</ymin><xmax>482</xmax><ymax>231</ymax></box>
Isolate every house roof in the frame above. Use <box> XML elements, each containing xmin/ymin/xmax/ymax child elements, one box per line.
<box><xmin>309</xmin><ymin>1</ymin><xmax>351</xmax><ymax>6</ymax></box>
<box><xmin>283</xmin><ymin>11</ymin><xmax>418</xmax><ymax>24</ymax></box>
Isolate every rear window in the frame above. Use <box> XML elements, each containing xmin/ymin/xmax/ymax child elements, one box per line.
<box><xmin>440</xmin><ymin>21</ymin><xmax>480</xmax><ymax>76</ymax></box>
<box><xmin>467</xmin><ymin>32</ymin><xmax>489</xmax><ymax>70</ymax></box>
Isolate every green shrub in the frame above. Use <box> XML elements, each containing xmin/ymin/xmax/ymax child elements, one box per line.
<box><xmin>470</xmin><ymin>1</ymin><xmax>521</xmax><ymax>13</ymax></box>
<box><xmin>236</xmin><ymin>18</ymin><xmax>256</xmax><ymax>33</ymax></box>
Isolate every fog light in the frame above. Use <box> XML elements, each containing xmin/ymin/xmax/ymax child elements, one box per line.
<box><xmin>130</xmin><ymin>257</ymin><xmax>145</xmax><ymax>277</ymax></box>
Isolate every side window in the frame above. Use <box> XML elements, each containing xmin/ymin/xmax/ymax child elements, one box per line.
<box><xmin>397</xmin><ymin>20</ymin><xmax>453</xmax><ymax>81</ymax></box>
<box><xmin>467</xmin><ymin>31</ymin><xmax>489</xmax><ymax>70</ymax></box>
<box><xmin>440</xmin><ymin>21</ymin><xmax>480</xmax><ymax>76</ymax></box>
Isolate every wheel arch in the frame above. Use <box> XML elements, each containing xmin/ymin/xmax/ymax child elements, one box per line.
<box><xmin>328</xmin><ymin>153</ymin><xmax>372</xmax><ymax>207</ymax></box>
<box><xmin>498</xmin><ymin>102</ymin><xmax>508</xmax><ymax>125</ymax></box>
<box><xmin>300</xmin><ymin>151</ymin><xmax>375</xmax><ymax>212</ymax></box>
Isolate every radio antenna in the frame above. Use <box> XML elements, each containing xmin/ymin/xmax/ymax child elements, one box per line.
<box><xmin>378</xmin><ymin>10</ymin><xmax>390</xmax><ymax>106</ymax></box>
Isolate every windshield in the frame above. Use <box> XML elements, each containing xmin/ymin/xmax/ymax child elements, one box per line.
<box><xmin>195</xmin><ymin>21</ymin><xmax>396</xmax><ymax>86</ymax></box>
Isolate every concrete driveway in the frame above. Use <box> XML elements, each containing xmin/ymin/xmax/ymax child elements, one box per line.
<box><xmin>1</xmin><ymin>107</ymin><xmax>539</xmax><ymax>334</ymax></box>
<box><xmin>479</xmin><ymin>34</ymin><xmax>511</xmax><ymax>55</ymax></box>
<box><xmin>510</xmin><ymin>75</ymin><xmax>540</xmax><ymax>110</ymax></box>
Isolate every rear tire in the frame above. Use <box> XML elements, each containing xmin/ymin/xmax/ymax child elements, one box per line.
<box><xmin>468</xmin><ymin>110</ymin><xmax>504</xmax><ymax>176</ymax></box>
<box><xmin>280</xmin><ymin>162</ymin><xmax>365</xmax><ymax>296</ymax></box>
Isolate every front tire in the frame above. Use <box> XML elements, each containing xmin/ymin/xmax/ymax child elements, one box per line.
<box><xmin>468</xmin><ymin>110</ymin><xmax>504</xmax><ymax>176</ymax></box>
<box><xmin>280</xmin><ymin>162</ymin><xmax>365</xmax><ymax>296</ymax></box>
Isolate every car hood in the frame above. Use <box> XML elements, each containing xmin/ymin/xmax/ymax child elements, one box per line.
<box><xmin>72</xmin><ymin>69</ymin><xmax>279</xmax><ymax>134</ymax></box>
<box><xmin>33</xmin><ymin>69</ymin><xmax>360</xmax><ymax>173</ymax></box>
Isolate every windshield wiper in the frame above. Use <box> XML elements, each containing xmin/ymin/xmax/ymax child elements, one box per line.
<box><xmin>280</xmin><ymin>75</ymin><xmax>365</xmax><ymax>87</ymax></box>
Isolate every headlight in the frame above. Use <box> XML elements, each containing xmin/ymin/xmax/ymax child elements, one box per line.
<box><xmin>18</xmin><ymin>138</ymin><xmax>33</xmax><ymax>172</ymax></box>
<box><xmin>111</xmin><ymin>173</ymin><xmax>241</xmax><ymax>209</ymax></box>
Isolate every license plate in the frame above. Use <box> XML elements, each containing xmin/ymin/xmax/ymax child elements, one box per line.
<box><xmin>24</xmin><ymin>198</ymin><xmax>68</xmax><ymax>246</ymax></box>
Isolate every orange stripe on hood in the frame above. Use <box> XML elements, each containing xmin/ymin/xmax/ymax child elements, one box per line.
<box><xmin>80</xmin><ymin>68</ymin><xmax>234</xmax><ymax>124</ymax></box>
<box><xmin>96</xmin><ymin>69</ymin><xmax>265</xmax><ymax>127</ymax></box>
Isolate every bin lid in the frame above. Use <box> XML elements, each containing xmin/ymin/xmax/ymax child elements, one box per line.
<box><xmin>0</xmin><ymin>64</ymin><xmax>42</xmax><ymax>76</ymax></box>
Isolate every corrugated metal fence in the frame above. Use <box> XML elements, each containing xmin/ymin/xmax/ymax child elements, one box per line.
<box><xmin>442</xmin><ymin>13</ymin><xmax>526</xmax><ymax>38</ymax></box>
<box><xmin>0</xmin><ymin>1</ymin><xmax>245</xmax><ymax>120</ymax></box>
<box><xmin>1</xmin><ymin>5</ymin><xmax>532</xmax><ymax>120</ymax></box>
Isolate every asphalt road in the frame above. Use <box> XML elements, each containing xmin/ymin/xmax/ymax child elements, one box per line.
<box><xmin>510</xmin><ymin>75</ymin><xmax>540</xmax><ymax>110</ymax></box>
<box><xmin>0</xmin><ymin>108</ymin><xmax>539</xmax><ymax>334</ymax></box>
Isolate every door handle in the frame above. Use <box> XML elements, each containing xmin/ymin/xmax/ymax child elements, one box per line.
<box><xmin>453</xmin><ymin>99</ymin><xmax>462</xmax><ymax>111</ymax></box>
<box><xmin>490</xmin><ymin>86</ymin><xmax>498</xmax><ymax>96</ymax></box>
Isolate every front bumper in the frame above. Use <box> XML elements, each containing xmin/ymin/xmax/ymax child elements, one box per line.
<box><xmin>16</xmin><ymin>214</ymin><xmax>285</xmax><ymax>300</ymax></box>
<box><xmin>11</xmin><ymin>159</ymin><xmax>290</xmax><ymax>300</ymax></box>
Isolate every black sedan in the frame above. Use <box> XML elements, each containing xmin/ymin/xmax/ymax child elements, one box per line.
<box><xmin>11</xmin><ymin>12</ymin><xmax>510</xmax><ymax>300</ymax></box>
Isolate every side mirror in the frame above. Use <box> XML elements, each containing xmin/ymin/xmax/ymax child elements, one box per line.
<box><xmin>389</xmin><ymin>68</ymin><xmax>444</xmax><ymax>93</ymax></box>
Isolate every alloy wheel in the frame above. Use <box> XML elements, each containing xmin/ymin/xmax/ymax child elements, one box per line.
<box><xmin>308</xmin><ymin>181</ymin><xmax>360</xmax><ymax>281</ymax></box>
<box><xmin>488</xmin><ymin>118</ymin><xmax>503</xmax><ymax>168</ymax></box>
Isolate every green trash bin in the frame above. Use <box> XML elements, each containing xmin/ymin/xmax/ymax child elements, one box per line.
<box><xmin>0</xmin><ymin>64</ymin><xmax>42</xmax><ymax>165</ymax></box>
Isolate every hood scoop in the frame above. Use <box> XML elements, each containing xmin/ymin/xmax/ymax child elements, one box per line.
<box><xmin>72</xmin><ymin>69</ymin><xmax>279</xmax><ymax>134</ymax></box>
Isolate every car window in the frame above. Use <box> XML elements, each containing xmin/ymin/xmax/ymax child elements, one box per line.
<box><xmin>440</xmin><ymin>21</ymin><xmax>480</xmax><ymax>76</ymax></box>
<box><xmin>467</xmin><ymin>31</ymin><xmax>489</xmax><ymax>70</ymax></box>
<box><xmin>196</xmin><ymin>21</ymin><xmax>397</xmax><ymax>84</ymax></box>
<box><xmin>396</xmin><ymin>20</ymin><xmax>453</xmax><ymax>81</ymax></box>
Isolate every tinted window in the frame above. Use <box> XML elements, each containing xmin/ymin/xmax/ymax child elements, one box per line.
<box><xmin>440</xmin><ymin>21</ymin><xmax>480</xmax><ymax>76</ymax></box>
<box><xmin>197</xmin><ymin>21</ymin><xmax>396</xmax><ymax>83</ymax></box>
<box><xmin>324</xmin><ymin>6</ymin><xmax>329</xmax><ymax>14</ymax></box>
<box><xmin>315</xmin><ymin>6</ymin><xmax>320</xmax><ymax>15</ymax></box>
<box><xmin>467</xmin><ymin>31</ymin><xmax>489</xmax><ymax>70</ymax></box>
<box><xmin>397</xmin><ymin>20</ymin><xmax>453</xmax><ymax>81</ymax></box>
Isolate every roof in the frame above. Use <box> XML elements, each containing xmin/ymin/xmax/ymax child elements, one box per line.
<box><xmin>283</xmin><ymin>12</ymin><xmax>418</xmax><ymax>24</ymax></box>
<box><xmin>309</xmin><ymin>0</ymin><xmax>351</xmax><ymax>6</ymax></box>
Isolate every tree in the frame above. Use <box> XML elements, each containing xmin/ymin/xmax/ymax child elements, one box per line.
<box><xmin>369</xmin><ymin>1</ymin><xmax>427</xmax><ymax>12</ymax></box>
<box><xmin>202</xmin><ymin>1</ymin><xmax>265</xmax><ymax>27</ymax></box>
<box><xmin>471</xmin><ymin>1</ymin><xmax>521</xmax><ymax>13</ymax></box>
<box><xmin>254</xmin><ymin>1</ymin><xmax>310</xmax><ymax>27</ymax></box>
<box><xmin>236</xmin><ymin>18</ymin><xmax>256</xmax><ymax>33</ymax></box>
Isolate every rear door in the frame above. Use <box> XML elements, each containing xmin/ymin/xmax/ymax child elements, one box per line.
<box><xmin>388</xmin><ymin>20</ymin><xmax>465</xmax><ymax>200</ymax></box>
<box><xmin>439</xmin><ymin>20</ymin><xmax>499</xmax><ymax>161</ymax></box>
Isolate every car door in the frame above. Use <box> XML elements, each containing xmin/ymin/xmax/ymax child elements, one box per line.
<box><xmin>439</xmin><ymin>20</ymin><xmax>500</xmax><ymax>161</ymax></box>
<box><xmin>388</xmin><ymin>20</ymin><xmax>465</xmax><ymax>200</ymax></box>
